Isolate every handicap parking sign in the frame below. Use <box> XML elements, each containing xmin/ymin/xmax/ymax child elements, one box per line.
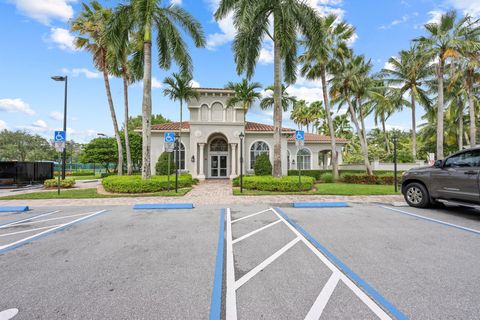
<box><xmin>54</xmin><ymin>130</ymin><xmax>66</xmax><ymax>142</ymax></box>
<box><xmin>164</xmin><ymin>132</ymin><xmax>175</xmax><ymax>143</ymax></box>
<box><xmin>295</xmin><ymin>130</ymin><xmax>304</xmax><ymax>141</ymax></box>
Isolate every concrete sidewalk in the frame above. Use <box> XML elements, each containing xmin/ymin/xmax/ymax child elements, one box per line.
<box><xmin>0</xmin><ymin>180</ymin><xmax>404</xmax><ymax>206</ymax></box>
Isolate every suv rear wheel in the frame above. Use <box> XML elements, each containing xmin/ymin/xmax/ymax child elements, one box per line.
<box><xmin>404</xmin><ymin>182</ymin><xmax>430</xmax><ymax>208</ymax></box>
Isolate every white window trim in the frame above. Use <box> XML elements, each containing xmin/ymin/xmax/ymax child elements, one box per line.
<box><xmin>249</xmin><ymin>140</ymin><xmax>271</xmax><ymax>170</ymax></box>
<box><xmin>296</xmin><ymin>147</ymin><xmax>312</xmax><ymax>170</ymax></box>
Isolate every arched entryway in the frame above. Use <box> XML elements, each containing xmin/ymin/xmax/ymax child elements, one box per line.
<box><xmin>207</xmin><ymin>134</ymin><xmax>229</xmax><ymax>178</ymax></box>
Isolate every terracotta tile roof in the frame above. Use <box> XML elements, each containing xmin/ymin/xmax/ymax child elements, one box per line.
<box><xmin>287</xmin><ymin>132</ymin><xmax>348</xmax><ymax>143</ymax></box>
<box><xmin>151</xmin><ymin>122</ymin><xmax>190</xmax><ymax>131</ymax></box>
<box><xmin>245</xmin><ymin>121</ymin><xmax>294</xmax><ymax>132</ymax></box>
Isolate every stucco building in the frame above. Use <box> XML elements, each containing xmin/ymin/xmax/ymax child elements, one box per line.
<box><xmin>149</xmin><ymin>88</ymin><xmax>347</xmax><ymax>179</ymax></box>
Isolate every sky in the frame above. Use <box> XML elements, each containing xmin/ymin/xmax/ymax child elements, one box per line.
<box><xmin>1</xmin><ymin>0</ymin><xmax>479</xmax><ymax>143</ymax></box>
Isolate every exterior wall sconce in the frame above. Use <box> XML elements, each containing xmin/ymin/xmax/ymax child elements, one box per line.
<box><xmin>292</xmin><ymin>159</ymin><xmax>295</xmax><ymax>165</ymax></box>
<box><xmin>191</xmin><ymin>155</ymin><xmax>195</xmax><ymax>163</ymax></box>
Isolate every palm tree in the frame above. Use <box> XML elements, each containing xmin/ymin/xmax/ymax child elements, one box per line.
<box><xmin>290</xmin><ymin>100</ymin><xmax>309</xmax><ymax>131</ymax></box>
<box><xmin>109</xmin><ymin>0</ymin><xmax>205</xmax><ymax>179</ymax></box>
<box><xmin>215</xmin><ymin>0</ymin><xmax>322</xmax><ymax>177</ymax></box>
<box><xmin>299</xmin><ymin>14</ymin><xmax>355</xmax><ymax>180</ymax></box>
<box><xmin>71</xmin><ymin>1</ymin><xmax>124</xmax><ymax>175</ymax></box>
<box><xmin>330</xmin><ymin>52</ymin><xmax>373</xmax><ymax>175</ymax></box>
<box><xmin>308</xmin><ymin>101</ymin><xmax>325</xmax><ymax>133</ymax></box>
<box><xmin>415</xmin><ymin>10</ymin><xmax>471</xmax><ymax>159</ymax></box>
<box><xmin>382</xmin><ymin>44</ymin><xmax>432</xmax><ymax>160</ymax></box>
<box><xmin>260</xmin><ymin>85</ymin><xmax>297</xmax><ymax>112</ymax></box>
<box><xmin>225</xmin><ymin>79</ymin><xmax>262</xmax><ymax>132</ymax></box>
<box><xmin>162</xmin><ymin>72</ymin><xmax>200</xmax><ymax>160</ymax></box>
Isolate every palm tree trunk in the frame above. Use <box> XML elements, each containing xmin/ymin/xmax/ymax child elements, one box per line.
<box><xmin>141</xmin><ymin>38</ymin><xmax>152</xmax><ymax>179</ymax></box>
<box><xmin>348</xmin><ymin>89</ymin><xmax>372</xmax><ymax>175</ymax></box>
<box><xmin>102</xmin><ymin>68</ymin><xmax>123</xmax><ymax>175</ymax></box>
<box><xmin>458</xmin><ymin>98</ymin><xmax>463</xmax><ymax>151</ymax></box>
<box><xmin>410</xmin><ymin>93</ymin><xmax>417</xmax><ymax>161</ymax></box>
<box><xmin>381</xmin><ymin>112</ymin><xmax>391</xmax><ymax>154</ymax></box>
<box><xmin>179</xmin><ymin>99</ymin><xmax>183</xmax><ymax>170</ymax></box>
<box><xmin>320</xmin><ymin>66</ymin><xmax>338</xmax><ymax>180</ymax></box>
<box><xmin>272</xmin><ymin>24</ymin><xmax>282</xmax><ymax>177</ymax></box>
<box><xmin>436</xmin><ymin>58</ymin><xmax>445</xmax><ymax>159</ymax></box>
<box><xmin>467</xmin><ymin>72</ymin><xmax>476</xmax><ymax>147</ymax></box>
<box><xmin>122</xmin><ymin>66</ymin><xmax>133</xmax><ymax>175</ymax></box>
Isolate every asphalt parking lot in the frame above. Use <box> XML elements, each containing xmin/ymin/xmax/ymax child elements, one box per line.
<box><xmin>0</xmin><ymin>202</ymin><xmax>479</xmax><ymax>319</ymax></box>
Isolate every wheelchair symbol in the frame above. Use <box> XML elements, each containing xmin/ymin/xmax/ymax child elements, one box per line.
<box><xmin>54</xmin><ymin>131</ymin><xmax>66</xmax><ymax>142</ymax></box>
<box><xmin>164</xmin><ymin>132</ymin><xmax>175</xmax><ymax>143</ymax></box>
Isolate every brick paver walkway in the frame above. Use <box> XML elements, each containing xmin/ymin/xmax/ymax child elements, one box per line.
<box><xmin>0</xmin><ymin>179</ymin><xmax>404</xmax><ymax>207</ymax></box>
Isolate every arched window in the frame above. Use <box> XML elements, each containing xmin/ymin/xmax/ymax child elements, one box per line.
<box><xmin>201</xmin><ymin>104</ymin><xmax>209</xmax><ymax>121</ymax></box>
<box><xmin>297</xmin><ymin>148</ymin><xmax>311</xmax><ymax>170</ymax></box>
<box><xmin>250</xmin><ymin>141</ymin><xmax>269</xmax><ymax>169</ymax></box>
<box><xmin>173</xmin><ymin>143</ymin><xmax>186</xmax><ymax>170</ymax></box>
<box><xmin>287</xmin><ymin>150</ymin><xmax>291</xmax><ymax>170</ymax></box>
<box><xmin>210</xmin><ymin>138</ymin><xmax>228</xmax><ymax>152</ymax></box>
<box><xmin>211</xmin><ymin>102</ymin><xmax>223</xmax><ymax>121</ymax></box>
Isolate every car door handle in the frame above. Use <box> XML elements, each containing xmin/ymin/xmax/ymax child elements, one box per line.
<box><xmin>464</xmin><ymin>171</ymin><xmax>478</xmax><ymax>175</ymax></box>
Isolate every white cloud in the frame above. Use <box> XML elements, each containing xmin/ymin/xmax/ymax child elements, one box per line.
<box><xmin>49</xmin><ymin>111</ymin><xmax>64</xmax><ymax>121</ymax></box>
<box><xmin>206</xmin><ymin>12</ymin><xmax>236</xmax><ymax>50</ymax></box>
<box><xmin>61</xmin><ymin>68</ymin><xmax>100</xmax><ymax>79</ymax></box>
<box><xmin>170</xmin><ymin>0</ymin><xmax>182</xmax><ymax>5</ymax></box>
<box><xmin>286</xmin><ymin>86</ymin><xmax>324</xmax><ymax>103</ymax></box>
<box><xmin>45</xmin><ymin>27</ymin><xmax>76</xmax><ymax>51</ymax></box>
<box><xmin>259</xmin><ymin>47</ymin><xmax>274</xmax><ymax>65</ymax></box>
<box><xmin>445</xmin><ymin>0</ymin><xmax>480</xmax><ymax>17</ymax></box>
<box><xmin>152</xmin><ymin>77</ymin><xmax>162</xmax><ymax>89</ymax></box>
<box><xmin>426</xmin><ymin>10</ymin><xmax>444</xmax><ymax>24</ymax></box>
<box><xmin>0</xmin><ymin>98</ymin><xmax>35</xmax><ymax>115</ymax></box>
<box><xmin>0</xmin><ymin>120</ymin><xmax>7</xmax><ymax>130</ymax></box>
<box><xmin>10</xmin><ymin>0</ymin><xmax>74</xmax><ymax>25</ymax></box>
<box><xmin>190</xmin><ymin>80</ymin><xmax>200</xmax><ymax>88</ymax></box>
<box><xmin>383</xmin><ymin>56</ymin><xmax>397</xmax><ymax>71</ymax></box>
<box><xmin>32</xmin><ymin>119</ymin><xmax>48</xmax><ymax>128</ymax></box>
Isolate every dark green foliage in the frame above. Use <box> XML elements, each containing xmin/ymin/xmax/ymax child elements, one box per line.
<box><xmin>0</xmin><ymin>130</ymin><xmax>57</xmax><ymax>161</ymax></box>
<box><xmin>288</xmin><ymin>170</ymin><xmax>403</xmax><ymax>181</ymax></box>
<box><xmin>342</xmin><ymin>174</ymin><xmax>394</xmax><ymax>185</ymax></box>
<box><xmin>254</xmin><ymin>154</ymin><xmax>272</xmax><ymax>176</ymax></box>
<box><xmin>80</xmin><ymin>138</ymin><xmax>118</xmax><ymax>172</ymax></box>
<box><xmin>320</xmin><ymin>173</ymin><xmax>334</xmax><ymax>183</ymax></box>
<box><xmin>128</xmin><ymin>114</ymin><xmax>170</xmax><ymax>132</ymax></box>
<box><xmin>102</xmin><ymin>174</ymin><xmax>193</xmax><ymax>193</ymax></box>
<box><xmin>288</xmin><ymin>170</ymin><xmax>324</xmax><ymax>180</ymax></box>
<box><xmin>44</xmin><ymin>178</ymin><xmax>76</xmax><ymax>188</ymax></box>
<box><xmin>232</xmin><ymin>176</ymin><xmax>315</xmax><ymax>192</ymax></box>
<box><xmin>155</xmin><ymin>152</ymin><xmax>176</xmax><ymax>175</ymax></box>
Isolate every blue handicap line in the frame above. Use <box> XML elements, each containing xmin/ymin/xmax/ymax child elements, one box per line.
<box><xmin>209</xmin><ymin>209</ymin><xmax>225</xmax><ymax>320</ymax></box>
<box><xmin>0</xmin><ymin>206</ymin><xmax>29</xmax><ymax>213</ymax></box>
<box><xmin>133</xmin><ymin>203</ymin><xmax>194</xmax><ymax>210</ymax></box>
<box><xmin>274</xmin><ymin>207</ymin><xmax>409</xmax><ymax>320</ymax></box>
<box><xmin>292</xmin><ymin>202</ymin><xmax>348</xmax><ymax>208</ymax></box>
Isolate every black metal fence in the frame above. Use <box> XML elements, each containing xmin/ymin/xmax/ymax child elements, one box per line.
<box><xmin>0</xmin><ymin>161</ymin><xmax>54</xmax><ymax>186</ymax></box>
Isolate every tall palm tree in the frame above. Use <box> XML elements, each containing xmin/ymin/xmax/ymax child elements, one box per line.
<box><xmin>225</xmin><ymin>79</ymin><xmax>262</xmax><ymax>131</ymax></box>
<box><xmin>109</xmin><ymin>0</ymin><xmax>205</xmax><ymax>179</ymax></box>
<box><xmin>215</xmin><ymin>0</ymin><xmax>321</xmax><ymax>177</ymax></box>
<box><xmin>330</xmin><ymin>52</ymin><xmax>373</xmax><ymax>175</ymax></box>
<box><xmin>260</xmin><ymin>85</ymin><xmax>297</xmax><ymax>112</ymax></box>
<box><xmin>162</xmin><ymin>72</ymin><xmax>200</xmax><ymax>161</ymax></box>
<box><xmin>299</xmin><ymin>14</ymin><xmax>355</xmax><ymax>180</ymax></box>
<box><xmin>308</xmin><ymin>101</ymin><xmax>325</xmax><ymax>133</ymax></box>
<box><xmin>382</xmin><ymin>44</ymin><xmax>432</xmax><ymax>160</ymax></box>
<box><xmin>290</xmin><ymin>100</ymin><xmax>309</xmax><ymax>131</ymax></box>
<box><xmin>71</xmin><ymin>1</ymin><xmax>124</xmax><ymax>175</ymax></box>
<box><xmin>415</xmin><ymin>10</ymin><xmax>471</xmax><ymax>159</ymax></box>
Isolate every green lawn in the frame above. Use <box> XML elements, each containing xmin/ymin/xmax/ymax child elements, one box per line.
<box><xmin>0</xmin><ymin>187</ymin><xmax>191</xmax><ymax>199</ymax></box>
<box><xmin>55</xmin><ymin>175</ymin><xmax>100</xmax><ymax>181</ymax></box>
<box><xmin>233</xmin><ymin>183</ymin><xmax>400</xmax><ymax>196</ymax></box>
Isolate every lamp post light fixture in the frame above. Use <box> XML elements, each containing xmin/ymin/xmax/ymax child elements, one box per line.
<box><xmin>239</xmin><ymin>132</ymin><xmax>244</xmax><ymax>193</ymax></box>
<box><xmin>97</xmin><ymin>133</ymin><xmax>108</xmax><ymax>137</ymax></box>
<box><xmin>392</xmin><ymin>133</ymin><xmax>398</xmax><ymax>193</ymax></box>
<box><xmin>51</xmin><ymin>75</ymin><xmax>68</xmax><ymax>180</ymax></box>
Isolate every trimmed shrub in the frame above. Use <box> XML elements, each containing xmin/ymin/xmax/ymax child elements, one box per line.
<box><xmin>66</xmin><ymin>171</ymin><xmax>95</xmax><ymax>176</ymax></box>
<box><xmin>102</xmin><ymin>174</ymin><xmax>193</xmax><ymax>193</ymax></box>
<box><xmin>232</xmin><ymin>175</ymin><xmax>315</xmax><ymax>192</ymax></box>
<box><xmin>254</xmin><ymin>154</ymin><xmax>272</xmax><ymax>176</ymax></box>
<box><xmin>44</xmin><ymin>178</ymin><xmax>76</xmax><ymax>188</ymax></box>
<box><xmin>342</xmin><ymin>174</ymin><xmax>394</xmax><ymax>185</ymax></box>
<box><xmin>320</xmin><ymin>173</ymin><xmax>334</xmax><ymax>183</ymax></box>
<box><xmin>155</xmin><ymin>152</ymin><xmax>176</xmax><ymax>175</ymax></box>
<box><xmin>288</xmin><ymin>170</ymin><xmax>324</xmax><ymax>180</ymax></box>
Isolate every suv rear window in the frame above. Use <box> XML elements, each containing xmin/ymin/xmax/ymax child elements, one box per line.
<box><xmin>444</xmin><ymin>150</ymin><xmax>480</xmax><ymax>168</ymax></box>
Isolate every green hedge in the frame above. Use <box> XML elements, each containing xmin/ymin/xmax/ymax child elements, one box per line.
<box><xmin>254</xmin><ymin>154</ymin><xmax>272</xmax><ymax>176</ymax></box>
<box><xmin>288</xmin><ymin>170</ymin><xmax>324</xmax><ymax>180</ymax></box>
<box><xmin>288</xmin><ymin>170</ymin><xmax>402</xmax><ymax>181</ymax></box>
<box><xmin>156</xmin><ymin>152</ymin><xmax>176</xmax><ymax>175</ymax></box>
<box><xmin>44</xmin><ymin>178</ymin><xmax>76</xmax><ymax>188</ymax></box>
<box><xmin>342</xmin><ymin>174</ymin><xmax>394</xmax><ymax>185</ymax></box>
<box><xmin>233</xmin><ymin>175</ymin><xmax>315</xmax><ymax>192</ymax></box>
<box><xmin>102</xmin><ymin>174</ymin><xmax>193</xmax><ymax>193</ymax></box>
<box><xmin>66</xmin><ymin>171</ymin><xmax>95</xmax><ymax>176</ymax></box>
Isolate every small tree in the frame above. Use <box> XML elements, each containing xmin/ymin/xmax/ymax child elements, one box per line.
<box><xmin>155</xmin><ymin>152</ymin><xmax>176</xmax><ymax>175</ymax></box>
<box><xmin>80</xmin><ymin>137</ymin><xmax>117</xmax><ymax>172</ymax></box>
<box><xmin>254</xmin><ymin>154</ymin><xmax>272</xmax><ymax>176</ymax></box>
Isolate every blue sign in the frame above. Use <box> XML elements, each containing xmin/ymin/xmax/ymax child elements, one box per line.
<box><xmin>295</xmin><ymin>130</ymin><xmax>304</xmax><ymax>141</ymax></box>
<box><xmin>54</xmin><ymin>130</ymin><xmax>66</xmax><ymax>142</ymax></box>
<box><xmin>164</xmin><ymin>132</ymin><xmax>175</xmax><ymax>143</ymax></box>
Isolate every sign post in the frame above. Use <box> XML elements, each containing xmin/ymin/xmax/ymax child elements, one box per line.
<box><xmin>53</xmin><ymin>131</ymin><xmax>66</xmax><ymax>195</ymax></box>
<box><xmin>164</xmin><ymin>132</ymin><xmax>175</xmax><ymax>192</ymax></box>
<box><xmin>295</xmin><ymin>130</ymin><xmax>305</xmax><ymax>192</ymax></box>
<box><xmin>174</xmin><ymin>134</ymin><xmax>179</xmax><ymax>193</ymax></box>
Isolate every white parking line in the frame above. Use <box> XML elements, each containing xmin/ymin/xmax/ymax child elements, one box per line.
<box><xmin>304</xmin><ymin>272</ymin><xmax>340</xmax><ymax>320</ymax></box>
<box><xmin>0</xmin><ymin>210</ymin><xmax>60</xmax><ymax>229</ymax></box>
<box><xmin>0</xmin><ymin>224</ymin><xmax>64</xmax><ymax>238</ymax></box>
<box><xmin>0</xmin><ymin>211</ymin><xmax>99</xmax><ymax>228</ymax></box>
<box><xmin>232</xmin><ymin>220</ymin><xmax>281</xmax><ymax>244</ymax></box>
<box><xmin>225</xmin><ymin>208</ymin><xmax>238</xmax><ymax>320</ymax></box>
<box><xmin>231</xmin><ymin>208</ymin><xmax>272</xmax><ymax>224</ymax></box>
<box><xmin>0</xmin><ymin>210</ymin><xmax>107</xmax><ymax>252</ymax></box>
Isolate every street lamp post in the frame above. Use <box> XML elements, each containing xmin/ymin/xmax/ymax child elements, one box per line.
<box><xmin>239</xmin><ymin>132</ymin><xmax>244</xmax><ymax>193</ymax></box>
<box><xmin>52</xmin><ymin>75</ymin><xmax>68</xmax><ymax>180</ymax></box>
<box><xmin>393</xmin><ymin>133</ymin><xmax>398</xmax><ymax>193</ymax></box>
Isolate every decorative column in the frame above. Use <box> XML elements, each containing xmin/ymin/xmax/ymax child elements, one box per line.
<box><xmin>230</xmin><ymin>143</ymin><xmax>237</xmax><ymax>179</ymax></box>
<box><xmin>198</xmin><ymin>143</ymin><xmax>206</xmax><ymax>180</ymax></box>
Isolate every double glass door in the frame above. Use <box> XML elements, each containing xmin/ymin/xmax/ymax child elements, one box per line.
<box><xmin>211</xmin><ymin>155</ymin><xmax>227</xmax><ymax>178</ymax></box>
